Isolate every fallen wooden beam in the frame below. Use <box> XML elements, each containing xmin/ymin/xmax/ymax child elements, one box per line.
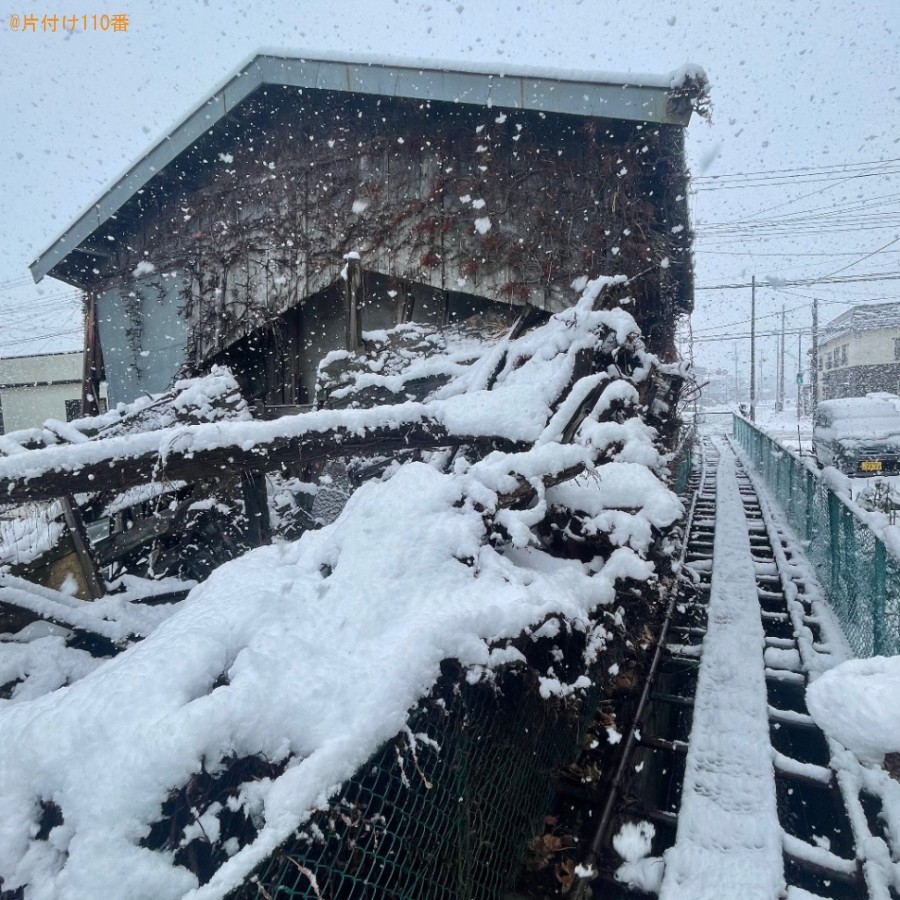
<box><xmin>0</xmin><ymin>415</ymin><xmax>515</xmax><ymax>504</ymax></box>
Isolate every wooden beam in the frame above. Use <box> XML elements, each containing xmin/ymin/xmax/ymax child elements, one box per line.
<box><xmin>92</xmin><ymin>509</ymin><xmax>176</xmax><ymax>566</ymax></box>
<box><xmin>81</xmin><ymin>290</ymin><xmax>104</xmax><ymax>417</ymax></box>
<box><xmin>344</xmin><ymin>256</ymin><xmax>364</xmax><ymax>351</ymax></box>
<box><xmin>0</xmin><ymin>419</ymin><xmax>513</xmax><ymax>504</ymax></box>
<box><xmin>240</xmin><ymin>471</ymin><xmax>272</xmax><ymax>547</ymax></box>
<box><xmin>59</xmin><ymin>496</ymin><xmax>105</xmax><ymax>599</ymax></box>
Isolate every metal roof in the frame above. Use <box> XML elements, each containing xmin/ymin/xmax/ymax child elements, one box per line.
<box><xmin>31</xmin><ymin>51</ymin><xmax>705</xmax><ymax>285</ymax></box>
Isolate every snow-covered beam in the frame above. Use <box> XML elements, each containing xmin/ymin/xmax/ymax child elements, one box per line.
<box><xmin>0</xmin><ymin>409</ymin><xmax>513</xmax><ymax>504</ymax></box>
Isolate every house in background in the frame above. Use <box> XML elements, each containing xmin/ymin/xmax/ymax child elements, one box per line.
<box><xmin>818</xmin><ymin>302</ymin><xmax>900</xmax><ymax>401</ymax></box>
<box><xmin>30</xmin><ymin>52</ymin><xmax>707</xmax><ymax>410</ymax></box>
<box><xmin>0</xmin><ymin>351</ymin><xmax>85</xmax><ymax>434</ymax></box>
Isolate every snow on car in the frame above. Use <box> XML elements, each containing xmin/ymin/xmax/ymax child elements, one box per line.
<box><xmin>812</xmin><ymin>394</ymin><xmax>900</xmax><ymax>477</ymax></box>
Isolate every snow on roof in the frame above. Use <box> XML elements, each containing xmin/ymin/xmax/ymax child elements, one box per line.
<box><xmin>0</xmin><ymin>284</ymin><xmax>684</xmax><ymax>898</ymax></box>
<box><xmin>30</xmin><ymin>50</ymin><xmax>707</xmax><ymax>285</ymax></box>
<box><xmin>821</xmin><ymin>301</ymin><xmax>900</xmax><ymax>346</ymax></box>
<box><xmin>814</xmin><ymin>395</ymin><xmax>900</xmax><ymax>444</ymax></box>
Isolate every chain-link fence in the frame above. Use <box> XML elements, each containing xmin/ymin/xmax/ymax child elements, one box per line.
<box><xmin>229</xmin><ymin>654</ymin><xmax>610</xmax><ymax>900</ymax></box>
<box><xmin>733</xmin><ymin>416</ymin><xmax>900</xmax><ymax>658</ymax></box>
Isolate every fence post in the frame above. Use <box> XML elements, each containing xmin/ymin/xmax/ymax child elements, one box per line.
<box><xmin>805</xmin><ymin>470</ymin><xmax>815</xmax><ymax>546</ymax></box>
<box><xmin>873</xmin><ymin>541</ymin><xmax>887</xmax><ymax>656</ymax></box>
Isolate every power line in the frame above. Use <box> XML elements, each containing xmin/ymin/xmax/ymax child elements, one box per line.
<box><xmin>677</xmin><ymin>329</ymin><xmax>806</xmax><ymax>345</ymax></box>
<box><xmin>696</xmin><ymin>248</ymin><xmax>900</xmax><ymax>259</ymax></box>
<box><xmin>820</xmin><ymin>236</ymin><xmax>900</xmax><ymax>278</ymax></box>
<box><xmin>691</xmin><ymin>170</ymin><xmax>900</xmax><ymax>192</ymax></box>
<box><xmin>690</xmin><ymin>157</ymin><xmax>900</xmax><ymax>181</ymax></box>
<box><xmin>697</xmin><ymin>272</ymin><xmax>900</xmax><ymax>292</ymax></box>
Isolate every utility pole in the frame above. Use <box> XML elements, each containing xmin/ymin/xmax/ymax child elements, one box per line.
<box><xmin>733</xmin><ymin>341</ymin><xmax>739</xmax><ymax>404</ymax></box>
<box><xmin>811</xmin><ymin>298</ymin><xmax>819</xmax><ymax>411</ymax></box>
<box><xmin>759</xmin><ymin>350</ymin><xmax>765</xmax><ymax>406</ymax></box>
<box><xmin>777</xmin><ymin>305</ymin><xmax>786</xmax><ymax>412</ymax></box>
<box><xmin>796</xmin><ymin>331</ymin><xmax>802</xmax><ymax>422</ymax></box>
<box><xmin>750</xmin><ymin>276</ymin><xmax>756</xmax><ymax>422</ymax></box>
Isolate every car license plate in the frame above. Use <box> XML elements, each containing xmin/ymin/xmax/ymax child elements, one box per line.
<box><xmin>860</xmin><ymin>460</ymin><xmax>882</xmax><ymax>472</ymax></box>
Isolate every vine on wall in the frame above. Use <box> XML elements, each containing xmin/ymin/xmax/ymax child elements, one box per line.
<box><xmin>100</xmin><ymin>90</ymin><xmax>692</xmax><ymax>365</ymax></box>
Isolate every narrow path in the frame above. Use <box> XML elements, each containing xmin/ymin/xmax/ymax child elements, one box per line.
<box><xmin>642</xmin><ymin>435</ymin><xmax>870</xmax><ymax>900</ymax></box>
<box><xmin>659</xmin><ymin>440</ymin><xmax>784</xmax><ymax>899</ymax></box>
<box><xmin>537</xmin><ymin>434</ymin><xmax>886</xmax><ymax>899</ymax></box>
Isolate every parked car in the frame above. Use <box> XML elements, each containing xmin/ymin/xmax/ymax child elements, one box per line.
<box><xmin>813</xmin><ymin>394</ymin><xmax>900</xmax><ymax>476</ymax></box>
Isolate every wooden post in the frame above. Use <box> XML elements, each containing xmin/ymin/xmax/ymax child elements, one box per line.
<box><xmin>344</xmin><ymin>255</ymin><xmax>364</xmax><ymax>351</ymax></box>
<box><xmin>59</xmin><ymin>496</ymin><xmax>105</xmax><ymax>599</ymax></box>
<box><xmin>241</xmin><ymin>471</ymin><xmax>272</xmax><ymax>547</ymax></box>
<box><xmin>81</xmin><ymin>291</ymin><xmax>105</xmax><ymax>416</ymax></box>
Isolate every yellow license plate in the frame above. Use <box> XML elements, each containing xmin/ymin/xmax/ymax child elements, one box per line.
<box><xmin>860</xmin><ymin>460</ymin><xmax>883</xmax><ymax>472</ymax></box>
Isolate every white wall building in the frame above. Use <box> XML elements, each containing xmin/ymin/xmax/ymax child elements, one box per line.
<box><xmin>818</xmin><ymin>303</ymin><xmax>900</xmax><ymax>401</ymax></box>
<box><xmin>0</xmin><ymin>351</ymin><xmax>83</xmax><ymax>434</ymax></box>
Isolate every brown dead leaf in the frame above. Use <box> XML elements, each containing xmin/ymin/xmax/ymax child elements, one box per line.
<box><xmin>555</xmin><ymin>857</ymin><xmax>576</xmax><ymax>891</ymax></box>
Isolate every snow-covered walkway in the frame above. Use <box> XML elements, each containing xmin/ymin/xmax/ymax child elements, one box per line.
<box><xmin>660</xmin><ymin>442</ymin><xmax>784</xmax><ymax>899</ymax></box>
<box><xmin>648</xmin><ymin>434</ymin><xmax>900</xmax><ymax>900</ymax></box>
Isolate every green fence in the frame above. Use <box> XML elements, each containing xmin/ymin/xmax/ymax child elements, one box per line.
<box><xmin>733</xmin><ymin>416</ymin><xmax>900</xmax><ymax>658</ymax></box>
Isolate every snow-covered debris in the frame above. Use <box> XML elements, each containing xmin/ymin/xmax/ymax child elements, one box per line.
<box><xmin>0</xmin><ymin>365</ymin><xmax>250</xmax><ymax>458</ymax></box>
<box><xmin>0</xmin><ymin>283</ymin><xmax>686</xmax><ymax>899</ymax></box>
<box><xmin>0</xmin><ymin>501</ymin><xmax>64</xmax><ymax>568</ymax></box>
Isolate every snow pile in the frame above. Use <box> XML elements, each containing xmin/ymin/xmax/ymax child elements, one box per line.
<box><xmin>806</xmin><ymin>656</ymin><xmax>900</xmax><ymax>765</ymax></box>
<box><xmin>0</xmin><ymin>285</ymin><xmax>684</xmax><ymax>899</ymax></box>
<box><xmin>614</xmin><ymin>820</ymin><xmax>664</xmax><ymax>893</ymax></box>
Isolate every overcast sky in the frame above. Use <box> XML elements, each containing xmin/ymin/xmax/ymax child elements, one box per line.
<box><xmin>1</xmin><ymin>0</ymin><xmax>897</xmax><ymax>393</ymax></box>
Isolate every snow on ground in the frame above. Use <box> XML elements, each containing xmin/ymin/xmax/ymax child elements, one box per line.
<box><xmin>659</xmin><ymin>442</ymin><xmax>784</xmax><ymax>900</ymax></box>
<box><xmin>0</xmin><ymin>285</ymin><xmax>685</xmax><ymax>899</ymax></box>
<box><xmin>751</xmin><ymin>405</ymin><xmax>813</xmax><ymax>455</ymax></box>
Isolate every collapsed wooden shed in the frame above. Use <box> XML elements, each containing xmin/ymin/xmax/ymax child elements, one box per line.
<box><xmin>30</xmin><ymin>52</ymin><xmax>707</xmax><ymax>412</ymax></box>
<box><xmin>1</xmin><ymin>56</ymin><xmax>709</xmax><ymax>899</ymax></box>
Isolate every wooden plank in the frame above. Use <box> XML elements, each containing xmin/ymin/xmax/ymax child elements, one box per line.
<box><xmin>92</xmin><ymin>509</ymin><xmax>176</xmax><ymax>566</ymax></box>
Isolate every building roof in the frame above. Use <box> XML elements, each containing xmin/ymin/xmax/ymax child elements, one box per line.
<box><xmin>30</xmin><ymin>51</ymin><xmax>707</xmax><ymax>285</ymax></box>
<box><xmin>821</xmin><ymin>302</ymin><xmax>900</xmax><ymax>345</ymax></box>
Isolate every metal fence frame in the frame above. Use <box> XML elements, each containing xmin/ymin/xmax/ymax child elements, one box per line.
<box><xmin>733</xmin><ymin>415</ymin><xmax>900</xmax><ymax>658</ymax></box>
